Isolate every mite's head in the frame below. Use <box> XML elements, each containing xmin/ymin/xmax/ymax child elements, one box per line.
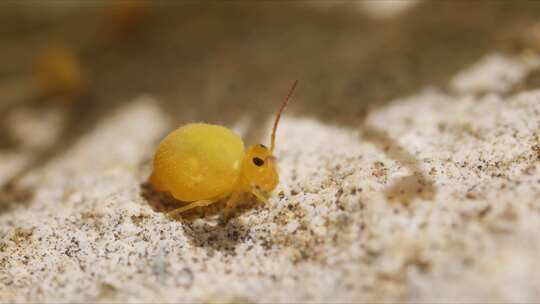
<box><xmin>242</xmin><ymin>144</ymin><xmax>279</xmax><ymax>193</ymax></box>
<box><xmin>241</xmin><ymin>80</ymin><xmax>298</xmax><ymax>194</ymax></box>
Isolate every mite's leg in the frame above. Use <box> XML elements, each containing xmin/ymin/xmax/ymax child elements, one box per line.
<box><xmin>223</xmin><ymin>192</ymin><xmax>240</xmax><ymax>220</ymax></box>
<box><xmin>251</xmin><ymin>188</ymin><xmax>268</xmax><ymax>203</ymax></box>
<box><xmin>167</xmin><ymin>199</ymin><xmax>215</xmax><ymax>217</ymax></box>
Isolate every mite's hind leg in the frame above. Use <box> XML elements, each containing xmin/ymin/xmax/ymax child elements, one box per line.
<box><xmin>223</xmin><ymin>192</ymin><xmax>240</xmax><ymax>220</ymax></box>
<box><xmin>167</xmin><ymin>199</ymin><xmax>216</xmax><ymax>217</ymax></box>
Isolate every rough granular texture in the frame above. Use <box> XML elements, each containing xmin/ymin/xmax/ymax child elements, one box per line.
<box><xmin>1</xmin><ymin>53</ymin><xmax>540</xmax><ymax>302</ymax></box>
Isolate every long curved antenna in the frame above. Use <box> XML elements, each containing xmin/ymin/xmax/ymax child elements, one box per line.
<box><xmin>270</xmin><ymin>80</ymin><xmax>298</xmax><ymax>152</ymax></box>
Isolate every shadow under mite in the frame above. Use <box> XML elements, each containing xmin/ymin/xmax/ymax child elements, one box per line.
<box><xmin>140</xmin><ymin>181</ymin><xmax>261</xmax><ymax>252</ymax></box>
<box><xmin>140</xmin><ymin>181</ymin><xmax>264</xmax><ymax>221</ymax></box>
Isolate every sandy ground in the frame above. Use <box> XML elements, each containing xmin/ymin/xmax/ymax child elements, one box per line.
<box><xmin>2</xmin><ymin>2</ymin><xmax>540</xmax><ymax>303</ymax></box>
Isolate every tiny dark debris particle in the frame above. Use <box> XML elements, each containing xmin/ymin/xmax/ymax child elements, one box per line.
<box><xmin>131</xmin><ymin>214</ymin><xmax>147</xmax><ymax>226</ymax></box>
<box><xmin>478</xmin><ymin>205</ymin><xmax>492</xmax><ymax>218</ymax></box>
<box><xmin>229</xmin><ymin>230</ymin><xmax>240</xmax><ymax>241</ymax></box>
<box><xmin>532</xmin><ymin>144</ymin><xmax>540</xmax><ymax>160</ymax></box>
<box><xmin>523</xmin><ymin>165</ymin><xmax>536</xmax><ymax>175</ymax></box>
<box><xmin>98</xmin><ymin>283</ymin><xmax>116</xmax><ymax>299</ymax></box>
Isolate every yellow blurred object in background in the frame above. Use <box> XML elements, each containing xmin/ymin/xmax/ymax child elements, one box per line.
<box><xmin>101</xmin><ymin>2</ymin><xmax>149</xmax><ymax>39</ymax></box>
<box><xmin>34</xmin><ymin>46</ymin><xmax>86</xmax><ymax>100</ymax></box>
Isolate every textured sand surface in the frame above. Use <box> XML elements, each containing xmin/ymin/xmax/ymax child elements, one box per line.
<box><xmin>2</xmin><ymin>2</ymin><xmax>540</xmax><ymax>303</ymax></box>
<box><xmin>2</xmin><ymin>52</ymin><xmax>540</xmax><ymax>302</ymax></box>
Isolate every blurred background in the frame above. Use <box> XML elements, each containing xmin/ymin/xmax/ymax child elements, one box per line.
<box><xmin>1</xmin><ymin>0</ymin><xmax>540</xmax><ymax>193</ymax></box>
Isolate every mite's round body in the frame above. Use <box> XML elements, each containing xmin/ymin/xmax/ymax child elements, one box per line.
<box><xmin>149</xmin><ymin>80</ymin><xmax>297</xmax><ymax>217</ymax></box>
<box><xmin>150</xmin><ymin>123</ymin><xmax>245</xmax><ymax>201</ymax></box>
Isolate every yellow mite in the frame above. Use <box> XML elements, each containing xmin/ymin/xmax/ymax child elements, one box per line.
<box><xmin>150</xmin><ymin>81</ymin><xmax>298</xmax><ymax>217</ymax></box>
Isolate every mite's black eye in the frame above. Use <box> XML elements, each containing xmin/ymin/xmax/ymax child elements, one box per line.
<box><xmin>252</xmin><ymin>157</ymin><xmax>265</xmax><ymax>167</ymax></box>
<box><xmin>259</xmin><ymin>144</ymin><xmax>267</xmax><ymax>149</ymax></box>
